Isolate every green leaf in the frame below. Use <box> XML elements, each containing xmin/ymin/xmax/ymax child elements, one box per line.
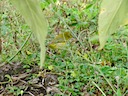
<box><xmin>10</xmin><ymin>0</ymin><xmax>48</xmax><ymax>68</ymax></box>
<box><xmin>98</xmin><ymin>0</ymin><xmax>128</xmax><ymax>49</ymax></box>
<box><xmin>117</xmin><ymin>89</ymin><xmax>122</xmax><ymax>96</ymax></box>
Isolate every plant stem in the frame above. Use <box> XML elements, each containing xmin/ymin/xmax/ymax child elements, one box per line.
<box><xmin>8</xmin><ymin>32</ymin><xmax>32</xmax><ymax>62</ymax></box>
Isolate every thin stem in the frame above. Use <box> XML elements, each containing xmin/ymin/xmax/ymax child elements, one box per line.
<box><xmin>7</xmin><ymin>32</ymin><xmax>32</xmax><ymax>62</ymax></box>
<box><xmin>50</xmin><ymin>0</ymin><xmax>84</xmax><ymax>47</ymax></box>
<box><xmin>92</xmin><ymin>81</ymin><xmax>106</xmax><ymax>96</ymax></box>
<box><xmin>88</xmin><ymin>64</ymin><xmax>116</xmax><ymax>94</ymax></box>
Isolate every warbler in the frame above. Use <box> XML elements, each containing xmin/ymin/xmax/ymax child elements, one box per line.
<box><xmin>49</xmin><ymin>32</ymin><xmax>73</xmax><ymax>49</ymax></box>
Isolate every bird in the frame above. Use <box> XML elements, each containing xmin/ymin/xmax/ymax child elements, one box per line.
<box><xmin>49</xmin><ymin>32</ymin><xmax>73</xmax><ymax>49</ymax></box>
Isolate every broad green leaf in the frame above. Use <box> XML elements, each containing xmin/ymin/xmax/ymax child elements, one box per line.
<box><xmin>98</xmin><ymin>0</ymin><xmax>128</xmax><ymax>49</ymax></box>
<box><xmin>10</xmin><ymin>0</ymin><xmax>48</xmax><ymax>68</ymax></box>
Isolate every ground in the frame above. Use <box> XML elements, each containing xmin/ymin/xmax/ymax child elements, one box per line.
<box><xmin>0</xmin><ymin>0</ymin><xmax>128</xmax><ymax>96</ymax></box>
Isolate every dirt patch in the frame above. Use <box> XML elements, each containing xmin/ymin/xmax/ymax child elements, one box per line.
<box><xmin>0</xmin><ymin>62</ymin><xmax>61</xmax><ymax>96</ymax></box>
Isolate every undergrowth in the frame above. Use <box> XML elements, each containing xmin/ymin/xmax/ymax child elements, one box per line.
<box><xmin>1</xmin><ymin>0</ymin><xmax>128</xmax><ymax>96</ymax></box>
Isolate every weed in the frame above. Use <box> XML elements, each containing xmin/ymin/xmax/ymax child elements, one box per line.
<box><xmin>1</xmin><ymin>0</ymin><xmax>128</xmax><ymax>96</ymax></box>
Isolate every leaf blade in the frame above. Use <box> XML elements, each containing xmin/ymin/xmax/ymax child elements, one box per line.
<box><xmin>98</xmin><ymin>0</ymin><xmax>128</xmax><ymax>49</ymax></box>
<box><xmin>10</xmin><ymin>0</ymin><xmax>48</xmax><ymax>68</ymax></box>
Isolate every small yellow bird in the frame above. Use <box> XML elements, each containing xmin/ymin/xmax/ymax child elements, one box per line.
<box><xmin>49</xmin><ymin>32</ymin><xmax>73</xmax><ymax>49</ymax></box>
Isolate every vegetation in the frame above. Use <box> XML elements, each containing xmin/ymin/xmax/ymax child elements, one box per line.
<box><xmin>0</xmin><ymin>0</ymin><xmax>128</xmax><ymax>96</ymax></box>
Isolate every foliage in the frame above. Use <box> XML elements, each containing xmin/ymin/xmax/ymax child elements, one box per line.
<box><xmin>98</xmin><ymin>0</ymin><xmax>128</xmax><ymax>49</ymax></box>
<box><xmin>1</xmin><ymin>0</ymin><xmax>128</xmax><ymax>96</ymax></box>
<box><xmin>10</xmin><ymin>0</ymin><xmax>48</xmax><ymax>68</ymax></box>
<box><xmin>7</xmin><ymin>86</ymin><xmax>24</xmax><ymax>96</ymax></box>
